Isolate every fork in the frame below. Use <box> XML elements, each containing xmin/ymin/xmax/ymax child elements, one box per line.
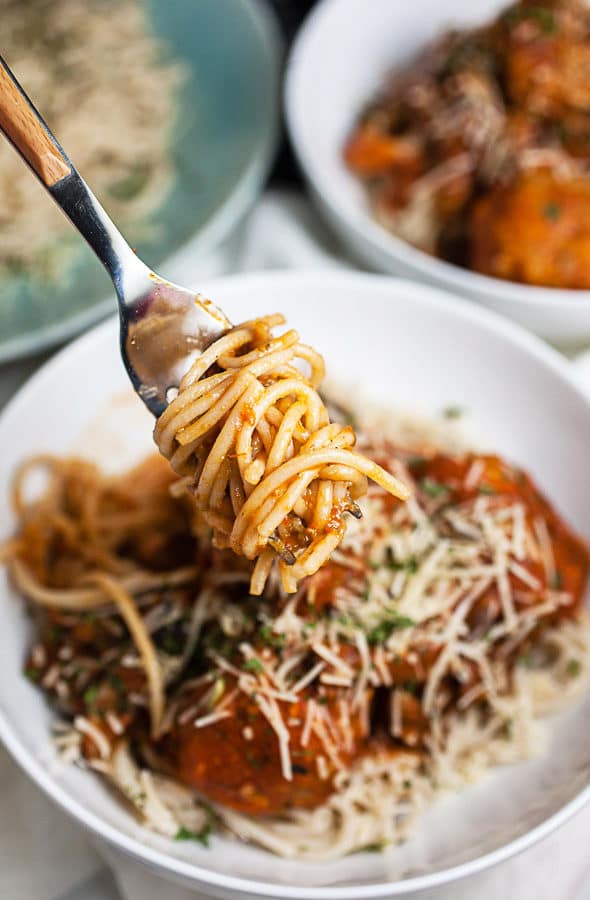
<box><xmin>0</xmin><ymin>56</ymin><xmax>232</xmax><ymax>416</ymax></box>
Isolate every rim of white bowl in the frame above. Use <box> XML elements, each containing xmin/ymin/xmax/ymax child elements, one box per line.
<box><xmin>1</xmin><ymin>270</ymin><xmax>590</xmax><ymax>897</ymax></box>
<box><xmin>285</xmin><ymin>0</ymin><xmax>590</xmax><ymax>311</ymax></box>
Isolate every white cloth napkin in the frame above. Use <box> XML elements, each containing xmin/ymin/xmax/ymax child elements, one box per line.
<box><xmin>3</xmin><ymin>191</ymin><xmax>590</xmax><ymax>900</ymax></box>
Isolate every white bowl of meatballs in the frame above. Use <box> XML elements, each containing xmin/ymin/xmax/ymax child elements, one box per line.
<box><xmin>286</xmin><ymin>0</ymin><xmax>590</xmax><ymax>345</ymax></box>
<box><xmin>3</xmin><ymin>270</ymin><xmax>590</xmax><ymax>898</ymax></box>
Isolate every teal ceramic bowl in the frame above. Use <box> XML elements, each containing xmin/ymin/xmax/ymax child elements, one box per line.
<box><xmin>0</xmin><ymin>0</ymin><xmax>280</xmax><ymax>363</ymax></box>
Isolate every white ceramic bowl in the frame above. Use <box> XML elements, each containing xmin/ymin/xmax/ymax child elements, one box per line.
<box><xmin>2</xmin><ymin>271</ymin><xmax>590</xmax><ymax>899</ymax></box>
<box><xmin>285</xmin><ymin>0</ymin><xmax>590</xmax><ymax>346</ymax></box>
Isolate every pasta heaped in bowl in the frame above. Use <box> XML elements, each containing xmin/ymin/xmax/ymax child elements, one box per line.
<box><xmin>1</xmin><ymin>273</ymin><xmax>590</xmax><ymax>896</ymax></box>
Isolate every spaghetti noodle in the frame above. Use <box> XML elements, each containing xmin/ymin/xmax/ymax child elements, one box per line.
<box><xmin>4</xmin><ymin>404</ymin><xmax>590</xmax><ymax>859</ymax></box>
<box><xmin>154</xmin><ymin>314</ymin><xmax>410</xmax><ymax>594</ymax></box>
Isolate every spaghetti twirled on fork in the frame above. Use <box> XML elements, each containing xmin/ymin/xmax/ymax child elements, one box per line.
<box><xmin>154</xmin><ymin>314</ymin><xmax>409</xmax><ymax>594</ymax></box>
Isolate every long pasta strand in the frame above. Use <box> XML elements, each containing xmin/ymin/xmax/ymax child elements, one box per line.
<box><xmin>154</xmin><ymin>314</ymin><xmax>410</xmax><ymax>594</ymax></box>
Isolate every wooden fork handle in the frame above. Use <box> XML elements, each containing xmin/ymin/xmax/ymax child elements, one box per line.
<box><xmin>0</xmin><ymin>56</ymin><xmax>71</xmax><ymax>186</ymax></box>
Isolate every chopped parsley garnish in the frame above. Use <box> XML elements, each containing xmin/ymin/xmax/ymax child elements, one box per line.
<box><xmin>45</xmin><ymin>625</ymin><xmax>64</xmax><ymax>644</ymax></box>
<box><xmin>543</xmin><ymin>202</ymin><xmax>561</xmax><ymax>221</ymax></box>
<box><xmin>478</xmin><ymin>483</ymin><xmax>497</xmax><ymax>495</ymax></box>
<box><xmin>242</xmin><ymin>657</ymin><xmax>264</xmax><ymax>675</ymax></box>
<box><xmin>419</xmin><ymin>477</ymin><xmax>448</xmax><ymax>498</ymax></box>
<box><xmin>406</xmin><ymin>455</ymin><xmax>426</xmax><ymax>469</ymax></box>
<box><xmin>367</xmin><ymin>613</ymin><xmax>416</xmax><ymax>646</ymax></box>
<box><xmin>108</xmin><ymin>673</ymin><xmax>125</xmax><ymax>694</ymax></box>
<box><xmin>391</xmin><ymin>557</ymin><xmax>419</xmax><ymax>574</ymax></box>
<box><xmin>443</xmin><ymin>405</ymin><xmax>464</xmax><ymax>419</ymax></box>
<box><xmin>360</xmin><ymin>842</ymin><xmax>386</xmax><ymax>853</ymax></box>
<box><xmin>259</xmin><ymin>624</ymin><xmax>286</xmax><ymax>652</ymax></box>
<box><xmin>501</xmin><ymin>718</ymin><xmax>513</xmax><ymax>740</ymax></box>
<box><xmin>174</xmin><ymin>824</ymin><xmax>212</xmax><ymax>846</ymax></box>
<box><xmin>374</xmin><ymin>551</ymin><xmax>419</xmax><ymax>574</ymax></box>
<box><xmin>567</xmin><ymin>659</ymin><xmax>581</xmax><ymax>678</ymax></box>
<box><xmin>246</xmin><ymin>752</ymin><xmax>263</xmax><ymax>769</ymax></box>
<box><xmin>551</xmin><ymin>570</ymin><xmax>563</xmax><ymax>590</ymax></box>
<box><xmin>504</xmin><ymin>5</ymin><xmax>556</xmax><ymax>34</ymax></box>
<box><xmin>24</xmin><ymin>666</ymin><xmax>40</xmax><ymax>682</ymax></box>
<box><xmin>130</xmin><ymin>790</ymin><xmax>146</xmax><ymax>807</ymax></box>
<box><xmin>403</xmin><ymin>679</ymin><xmax>419</xmax><ymax>696</ymax></box>
<box><xmin>208</xmin><ymin>677</ymin><xmax>225</xmax><ymax>710</ymax></box>
<box><xmin>83</xmin><ymin>685</ymin><xmax>99</xmax><ymax>707</ymax></box>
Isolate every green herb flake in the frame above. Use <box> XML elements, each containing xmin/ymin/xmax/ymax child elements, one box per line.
<box><xmin>25</xmin><ymin>666</ymin><xmax>40</xmax><ymax>682</ymax></box>
<box><xmin>259</xmin><ymin>624</ymin><xmax>286</xmax><ymax>651</ymax></box>
<box><xmin>543</xmin><ymin>201</ymin><xmax>561</xmax><ymax>221</ymax></box>
<box><xmin>478</xmin><ymin>483</ymin><xmax>497</xmax><ymax>495</ymax></box>
<box><xmin>551</xmin><ymin>570</ymin><xmax>563</xmax><ymax>590</ymax></box>
<box><xmin>208</xmin><ymin>677</ymin><xmax>225</xmax><ymax>710</ymax></box>
<box><xmin>406</xmin><ymin>455</ymin><xmax>426</xmax><ymax>469</ymax></box>
<box><xmin>242</xmin><ymin>657</ymin><xmax>264</xmax><ymax>675</ymax></box>
<box><xmin>126</xmin><ymin>787</ymin><xmax>146</xmax><ymax>807</ymax></box>
<box><xmin>367</xmin><ymin>614</ymin><xmax>416</xmax><ymax>646</ymax></box>
<box><xmin>83</xmin><ymin>685</ymin><xmax>99</xmax><ymax>707</ymax></box>
<box><xmin>504</xmin><ymin>5</ymin><xmax>556</xmax><ymax>35</ymax></box>
<box><xmin>360</xmin><ymin>842</ymin><xmax>386</xmax><ymax>853</ymax></box>
<box><xmin>419</xmin><ymin>477</ymin><xmax>449</xmax><ymax>499</ymax></box>
<box><xmin>443</xmin><ymin>405</ymin><xmax>464</xmax><ymax>420</ymax></box>
<box><xmin>501</xmin><ymin>718</ymin><xmax>513</xmax><ymax>740</ymax></box>
<box><xmin>108</xmin><ymin>673</ymin><xmax>125</xmax><ymax>694</ymax></box>
<box><xmin>567</xmin><ymin>659</ymin><xmax>581</xmax><ymax>678</ymax></box>
<box><xmin>390</xmin><ymin>557</ymin><xmax>419</xmax><ymax>574</ymax></box>
<box><xmin>246</xmin><ymin>752</ymin><xmax>263</xmax><ymax>770</ymax></box>
<box><xmin>174</xmin><ymin>824</ymin><xmax>212</xmax><ymax>847</ymax></box>
<box><xmin>45</xmin><ymin>626</ymin><xmax>63</xmax><ymax>644</ymax></box>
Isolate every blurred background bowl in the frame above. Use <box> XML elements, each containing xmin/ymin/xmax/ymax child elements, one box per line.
<box><xmin>285</xmin><ymin>0</ymin><xmax>590</xmax><ymax>347</ymax></box>
<box><xmin>0</xmin><ymin>0</ymin><xmax>281</xmax><ymax>363</ymax></box>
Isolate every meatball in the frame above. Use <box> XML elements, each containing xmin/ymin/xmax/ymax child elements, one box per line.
<box><xmin>468</xmin><ymin>167</ymin><xmax>590</xmax><ymax>287</ymax></box>
<box><xmin>501</xmin><ymin>0</ymin><xmax>590</xmax><ymax>117</ymax></box>
<box><xmin>162</xmin><ymin>682</ymin><xmax>371</xmax><ymax>816</ymax></box>
<box><xmin>409</xmin><ymin>450</ymin><xmax>589</xmax><ymax>614</ymax></box>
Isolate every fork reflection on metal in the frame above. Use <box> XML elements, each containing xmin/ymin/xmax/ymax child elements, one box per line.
<box><xmin>0</xmin><ymin>55</ymin><xmax>231</xmax><ymax>417</ymax></box>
